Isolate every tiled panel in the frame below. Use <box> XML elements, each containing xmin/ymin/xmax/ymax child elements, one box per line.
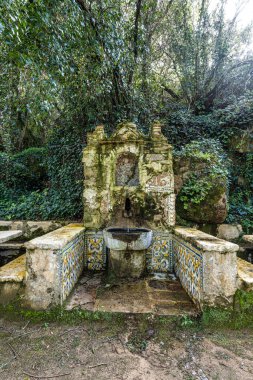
<box><xmin>85</xmin><ymin>231</ymin><xmax>106</xmax><ymax>270</ymax></box>
<box><xmin>173</xmin><ymin>236</ymin><xmax>203</xmax><ymax>305</ymax></box>
<box><xmin>146</xmin><ymin>232</ymin><xmax>173</xmax><ymax>273</ymax></box>
<box><xmin>60</xmin><ymin>233</ymin><xmax>85</xmax><ymax>302</ymax></box>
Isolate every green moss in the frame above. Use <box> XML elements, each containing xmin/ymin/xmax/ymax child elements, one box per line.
<box><xmin>139</xmin><ymin>193</ymin><xmax>157</xmax><ymax>220</ymax></box>
<box><xmin>0</xmin><ymin>302</ymin><xmax>126</xmax><ymax>326</ymax></box>
<box><xmin>234</xmin><ymin>289</ymin><xmax>253</xmax><ymax>313</ymax></box>
<box><xmin>83</xmin><ymin>211</ymin><xmax>93</xmax><ymax>223</ymax></box>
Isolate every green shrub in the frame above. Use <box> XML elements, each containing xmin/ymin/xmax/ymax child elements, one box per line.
<box><xmin>179</xmin><ymin>174</ymin><xmax>213</xmax><ymax>210</ymax></box>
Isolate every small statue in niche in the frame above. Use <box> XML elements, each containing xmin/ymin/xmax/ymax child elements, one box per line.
<box><xmin>115</xmin><ymin>153</ymin><xmax>139</xmax><ymax>186</ymax></box>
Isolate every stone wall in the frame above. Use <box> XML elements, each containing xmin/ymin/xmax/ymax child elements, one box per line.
<box><xmin>173</xmin><ymin>235</ymin><xmax>203</xmax><ymax>306</ymax></box>
<box><xmin>23</xmin><ymin>224</ymin><xmax>240</xmax><ymax>309</ymax></box>
<box><xmin>0</xmin><ymin>254</ymin><xmax>25</xmax><ymax>305</ymax></box>
<box><xmin>25</xmin><ymin>224</ymin><xmax>85</xmax><ymax>309</ymax></box>
<box><xmin>0</xmin><ymin>220</ymin><xmax>67</xmax><ymax>240</ymax></box>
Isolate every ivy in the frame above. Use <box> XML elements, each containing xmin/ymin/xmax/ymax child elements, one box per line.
<box><xmin>179</xmin><ymin>175</ymin><xmax>213</xmax><ymax>210</ymax></box>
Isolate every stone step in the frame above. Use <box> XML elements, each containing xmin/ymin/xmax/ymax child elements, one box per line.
<box><xmin>0</xmin><ymin>242</ymin><xmax>25</xmax><ymax>250</ymax></box>
<box><xmin>0</xmin><ymin>254</ymin><xmax>26</xmax><ymax>305</ymax></box>
<box><xmin>0</xmin><ymin>230</ymin><xmax>23</xmax><ymax>243</ymax></box>
<box><xmin>0</xmin><ymin>254</ymin><xmax>26</xmax><ymax>283</ymax></box>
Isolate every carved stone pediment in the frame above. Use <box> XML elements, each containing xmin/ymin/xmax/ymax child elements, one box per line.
<box><xmin>110</xmin><ymin>122</ymin><xmax>145</xmax><ymax>141</ymax></box>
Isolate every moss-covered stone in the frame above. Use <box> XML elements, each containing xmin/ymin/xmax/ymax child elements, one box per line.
<box><xmin>234</xmin><ymin>289</ymin><xmax>253</xmax><ymax>313</ymax></box>
<box><xmin>176</xmin><ymin>176</ymin><xmax>227</xmax><ymax>224</ymax></box>
<box><xmin>82</xmin><ymin>123</ymin><xmax>176</xmax><ymax>230</ymax></box>
<box><xmin>174</xmin><ymin>139</ymin><xmax>229</xmax><ymax>224</ymax></box>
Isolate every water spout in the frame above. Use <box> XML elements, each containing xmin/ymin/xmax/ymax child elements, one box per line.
<box><xmin>124</xmin><ymin>197</ymin><xmax>132</xmax><ymax>218</ymax></box>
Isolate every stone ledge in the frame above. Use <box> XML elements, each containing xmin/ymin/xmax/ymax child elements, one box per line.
<box><xmin>25</xmin><ymin>223</ymin><xmax>85</xmax><ymax>250</ymax></box>
<box><xmin>0</xmin><ymin>254</ymin><xmax>26</xmax><ymax>283</ymax></box>
<box><xmin>0</xmin><ymin>221</ymin><xmax>12</xmax><ymax>230</ymax></box>
<box><xmin>0</xmin><ymin>230</ymin><xmax>23</xmax><ymax>243</ymax></box>
<box><xmin>237</xmin><ymin>258</ymin><xmax>253</xmax><ymax>291</ymax></box>
<box><xmin>174</xmin><ymin>226</ymin><xmax>239</xmax><ymax>253</ymax></box>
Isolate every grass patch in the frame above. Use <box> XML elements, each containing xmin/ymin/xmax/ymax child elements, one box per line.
<box><xmin>0</xmin><ymin>301</ymin><xmax>126</xmax><ymax>327</ymax></box>
<box><xmin>201</xmin><ymin>308</ymin><xmax>253</xmax><ymax>330</ymax></box>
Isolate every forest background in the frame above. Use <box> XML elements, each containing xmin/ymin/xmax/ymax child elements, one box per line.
<box><xmin>0</xmin><ymin>0</ymin><xmax>252</xmax><ymax>231</ymax></box>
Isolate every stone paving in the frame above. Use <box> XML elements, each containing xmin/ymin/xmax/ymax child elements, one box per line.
<box><xmin>66</xmin><ymin>271</ymin><xmax>197</xmax><ymax>316</ymax></box>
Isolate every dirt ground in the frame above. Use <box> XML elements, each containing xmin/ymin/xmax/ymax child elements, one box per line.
<box><xmin>1</xmin><ymin>314</ymin><xmax>253</xmax><ymax>380</ymax></box>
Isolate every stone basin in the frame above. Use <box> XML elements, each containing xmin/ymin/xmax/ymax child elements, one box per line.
<box><xmin>103</xmin><ymin>227</ymin><xmax>153</xmax><ymax>251</ymax></box>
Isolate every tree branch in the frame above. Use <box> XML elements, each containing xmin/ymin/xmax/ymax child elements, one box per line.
<box><xmin>162</xmin><ymin>86</ymin><xmax>180</xmax><ymax>100</ymax></box>
<box><xmin>133</xmin><ymin>0</ymin><xmax>142</xmax><ymax>63</ymax></box>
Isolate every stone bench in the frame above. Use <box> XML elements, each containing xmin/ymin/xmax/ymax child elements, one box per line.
<box><xmin>237</xmin><ymin>257</ymin><xmax>253</xmax><ymax>291</ymax></box>
<box><xmin>0</xmin><ymin>254</ymin><xmax>26</xmax><ymax>304</ymax></box>
<box><xmin>0</xmin><ymin>230</ymin><xmax>22</xmax><ymax>243</ymax></box>
<box><xmin>173</xmin><ymin>227</ymin><xmax>239</xmax><ymax>308</ymax></box>
<box><xmin>25</xmin><ymin>224</ymin><xmax>85</xmax><ymax>310</ymax></box>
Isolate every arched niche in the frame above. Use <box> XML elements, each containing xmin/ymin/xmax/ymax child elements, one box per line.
<box><xmin>115</xmin><ymin>152</ymin><xmax>139</xmax><ymax>186</ymax></box>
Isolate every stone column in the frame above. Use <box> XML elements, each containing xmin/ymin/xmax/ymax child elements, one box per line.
<box><xmin>82</xmin><ymin>125</ymin><xmax>105</xmax><ymax>229</ymax></box>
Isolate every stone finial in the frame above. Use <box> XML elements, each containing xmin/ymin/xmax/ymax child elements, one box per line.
<box><xmin>87</xmin><ymin>125</ymin><xmax>105</xmax><ymax>144</ymax></box>
<box><xmin>95</xmin><ymin>125</ymin><xmax>105</xmax><ymax>138</ymax></box>
<box><xmin>151</xmin><ymin>121</ymin><xmax>166</xmax><ymax>140</ymax></box>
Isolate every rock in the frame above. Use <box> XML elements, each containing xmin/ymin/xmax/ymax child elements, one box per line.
<box><xmin>242</xmin><ymin>235</ymin><xmax>253</xmax><ymax>244</ymax></box>
<box><xmin>176</xmin><ymin>178</ymin><xmax>228</xmax><ymax>224</ymax></box>
<box><xmin>147</xmin><ymin>329</ymin><xmax>155</xmax><ymax>337</ymax></box>
<box><xmin>174</xmin><ymin>175</ymin><xmax>184</xmax><ymax>194</ymax></box>
<box><xmin>174</xmin><ymin>147</ymin><xmax>229</xmax><ymax>225</ymax></box>
<box><xmin>217</xmin><ymin>224</ymin><xmax>242</xmax><ymax>241</ymax></box>
<box><xmin>237</xmin><ymin>258</ymin><xmax>253</xmax><ymax>291</ymax></box>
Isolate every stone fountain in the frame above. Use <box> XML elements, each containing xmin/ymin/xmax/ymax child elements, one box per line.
<box><xmin>103</xmin><ymin>227</ymin><xmax>153</xmax><ymax>277</ymax></box>
<box><xmin>82</xmin><ymin>121</ymin><xmax>175</xmax><ymax>277</ymax></box>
